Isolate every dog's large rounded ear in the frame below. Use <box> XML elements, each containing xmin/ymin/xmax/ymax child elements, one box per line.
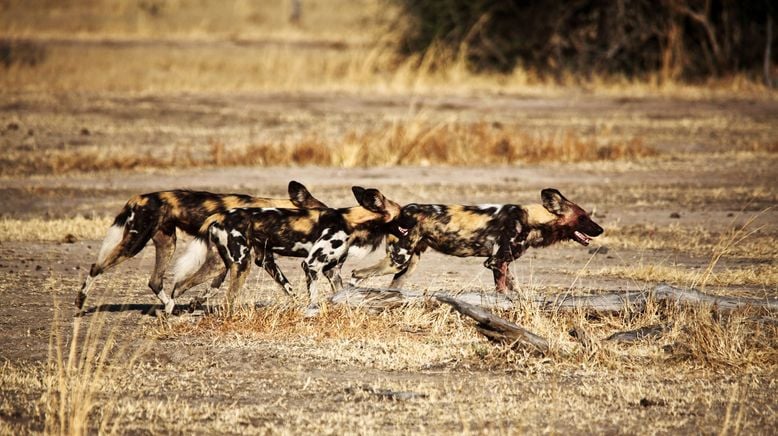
<box><xmin>541</xmin><ymin>188</ymin><xmax>567</xmax><ymax>215</ymax></box>
<box><xmin>352</xmin><ymin>186</ymin><xmax>385</xmax><ymax>212</ymax></box>
<box><xmin>289</xmin><ymin>181</ymin><xmax>327</xmax><ymax>208</ymax></box>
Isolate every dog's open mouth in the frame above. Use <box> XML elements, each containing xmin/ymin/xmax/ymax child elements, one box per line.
<box><xmin>397</xmin><ymin>226</ymin><xmax>409</xmax><ymax>236</ymax></box>
<box><xmin>572</xmin><ymin>231</ymin><xmax>593</xmax><ymax>246</ymax></box>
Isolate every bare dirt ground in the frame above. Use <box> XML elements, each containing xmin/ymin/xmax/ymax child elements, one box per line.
<box><xmin>1</xmin><ymin>91</ymin><xmax>777</xmax><ymax>434</ymax></box>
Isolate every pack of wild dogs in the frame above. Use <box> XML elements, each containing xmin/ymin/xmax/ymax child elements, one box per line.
<box><xmin>77</xmin><ymin>181</ymin><xmax>603</xmax><ymax>317</ymax></box>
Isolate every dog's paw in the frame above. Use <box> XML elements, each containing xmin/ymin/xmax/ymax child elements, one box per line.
<box><xmin>303</xmin><ymin>305</ymin><xmax>321</xmax><ymax>318</ymax></box>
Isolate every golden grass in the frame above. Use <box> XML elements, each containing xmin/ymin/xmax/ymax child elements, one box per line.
<box><xmin>0</xmin><ymin>216</ymin><xmax>113</xmax><ymax>242</ymax></box>
<box><xmin>585</xmin><ymin>263</ymin><xmax>778</xmax><ymax>288</ymax></box>
<box><xmin>163</xmin><ymin>293</ymin><xmax>777</xmax><ymax>374</ymax></box>
<box><xmin>1</xmin><ymin>120</ymin><xmax>655</xmax><ymax>176</ymax></box>
<box><xmin>0</xmin><ymin>270</ymin><xmax>775</xmax><ymax>433</ymax></box>
<box><xmin>41</xmin><ymin>287</ymin><xmax>149</xmax><ymax>435</ymax></box>
<box><xmin>1</xmin><ymin>1</ymin><xmax>776</xmax><ymax>97</ymax></box>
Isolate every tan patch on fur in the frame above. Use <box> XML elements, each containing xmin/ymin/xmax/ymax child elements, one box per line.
<box><xmin>127</xmin><ymin>195</ymin><xmax>149</xmax><ymax>207</ymax></box>
<box><xmin>247</xmin><ymin>197</ymin><xmax>297</xmax><ymax>208</ymax></box>
<box><xmin>525</xmin><ymin>229</ymin><xmax>544</xmax><ymax>245</ymax></box>
<box><xmin>199</xmin><ymin>213</ymin><xmax>225</xmax><ymax>234</ymax></box>
<box><xmin>345</xmin><ymin>207</ymin><xmax>382</xmax><ymax>226</ymax></box>
<box><xmin>159</xmin><ymin>192</ymin><xmax>182</xmax><ymax>217</ymax></box>
<box><xmin>289</xmin><ymin>213</ymin><xmax>318</xmax><ymax>233</ymax></box>
<box><xmin>382</xmin><ymin>199</ymin><xmax>402</xmax><ymax>222</ymax></box>
<box><xmin>202</xmin><ymin>199</ymin><xmax>220</xmax><ymax>213</ymax></box>
<box><xmin>222</xmin><ymin>195</ymin><xmax>247</xmax><ymax>210</ymax></box>
<box><xmin>524</xmin><ymin>204</ymin><xmax>557</xmax><ymax>225</ymax></box>
<box><xmin>447</xmin><ymin>206</ymin><xmax>492</xmax><ymax>232</ymax></box>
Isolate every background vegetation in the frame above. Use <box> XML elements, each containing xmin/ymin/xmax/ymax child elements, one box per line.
<box><xmin>395</xmin><ymin>0</ymin><xmax>777</xmax><ymax>82</ymax></box>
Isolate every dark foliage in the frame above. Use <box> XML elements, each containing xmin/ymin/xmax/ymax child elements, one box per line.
<box><xmin>394</xmin><ymin>0</ymin><xmax>776</xmax><ymax>80</ymax></box>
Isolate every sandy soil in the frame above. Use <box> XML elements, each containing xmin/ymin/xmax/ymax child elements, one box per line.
<box><xmin>0</xmin><ymin>92</ymin><xmax>776</xmax><ymax>434</ymax></box>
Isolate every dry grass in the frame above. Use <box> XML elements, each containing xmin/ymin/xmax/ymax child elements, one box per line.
<box><xmin>41</xmin><ymin>288</ymin><xmax>149</xmax><ymax>435</ymax></box>
<box><xmin>1</xmin><ymin>120</ymin><xmax>655</xmax><ymax>176</ymax></box>
<box><xmin>162</xmin><ymin>293</ymin><xmax>777</xmax><ymax>374</ymax></box>
<box><xmin>0</xmin><ymin>216</ymin><xmax>113</xmax><ymax>242</ymax></box>
<box><xmin>596</xmin><ymin>209</ymin><xmax>778</xmax><ymax>288</ymax></box>
<box><xmin>1</xmin><ymin>1</ymin><xmax>775</xmax><ymax>97</ymax></box>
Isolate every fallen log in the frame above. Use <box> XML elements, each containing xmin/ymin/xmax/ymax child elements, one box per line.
<box><xmin>605</xmin><ymin>324</ymin><xmax>670</xmax><ymax>343</ymax></box>
<box><xmin>436</xmin><ymin>295</ymin><xmax>549</xmax><ymax>353</ymax></box>
<box><xmin>330</xmin><ymin>284</ymin><xmax>777</xmax><ymax>314</ymax></box>
<box><xmin>540</xmin><ymin>284</ymin><xmax>778</xmax><ymax>313</ymax></box>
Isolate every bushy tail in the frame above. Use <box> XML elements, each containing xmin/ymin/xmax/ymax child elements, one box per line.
<box><xmin>173</xmin><ymin>237</ymin><xmax>209</xmax><ymax>285</ymax></box>
<box><xmin>173</xmin><ymin>213</ymin><xmax>225</xmax><ymax>285</ymax></box>
<box><xmin>198</xmin><ymin>213</ymin><xmax>225</xmax><ymax>236</ymax></box>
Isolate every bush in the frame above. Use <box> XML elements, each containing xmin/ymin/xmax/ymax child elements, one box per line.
<box><xmin>394</xmin><ymin>0</ymin><xmax>777</xmax><ymax>81</ymax></box>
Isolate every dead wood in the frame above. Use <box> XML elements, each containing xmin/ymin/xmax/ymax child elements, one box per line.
<box><xmin>538</xmin><ymin>284</ymin><xmax>778</xmax><ymax>313</ymax></box>
<box><xmin>331</xmin><ymin>284</ymin><xmax>777</xmax><ymax>314</ymax></box>
<box><xmin>435</xmin><ymin>295</ymin><xmax>549</xmax><ymax>353</ymax></box>
<box><xmin>605</xmin><ymin>324</ymin><xmax>669</xmax><ymax>343</ymax></box>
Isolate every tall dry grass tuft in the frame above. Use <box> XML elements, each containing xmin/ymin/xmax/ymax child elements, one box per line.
<box><xmin>42</xmin><ymin>290</ymin><xmax>148</xmax><ymax>435</ymax></box>
<box><xmin>2</xmin><ymin>119</ymin><xmax>656</xmax><ymax>176</ymax></box>
<box><xmin>226</xmin><ymin>120</ymin><xmax>655</xmax><ymax>167</ymax></box>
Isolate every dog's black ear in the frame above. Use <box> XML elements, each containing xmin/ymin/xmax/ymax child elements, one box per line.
<box><xmin>352</xmin><ymin>186</ymin><xmax>385</xmax><ymax>212</ymax></box>
<box><xmin>289</xmin><ymin>181</ymin><xmax>327</xmax><ymax>208</ymax></box>
<box><xmin>541</xmin><ymin>188</ymin><xmax>568</xmax><ymax>215</ymax></box>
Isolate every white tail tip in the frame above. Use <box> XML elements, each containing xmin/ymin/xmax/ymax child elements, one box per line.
<box><xmin>173</xmin><ymin>239</ymin><xmax>208</xmax><ymax>284</ymax></box>
<box><xmin>96</xmin><ymin>224</ymin><xmax>125</xmax><ymax>265</ymax></box>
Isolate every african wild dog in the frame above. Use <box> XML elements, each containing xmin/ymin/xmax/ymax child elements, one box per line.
<box><xmin>351</xmin><ymin>188</ymin><xmax>603</xmax><ymax>293</ymax></box>
<box><xmin>76</xmin><ymin>181</ymin><xmax>327</xmax><ymax>314</ymax></box>
<box><xmin>172</xmin><ymin>186</ymin><xmax>410</xmax><ymax>317</ymax></box>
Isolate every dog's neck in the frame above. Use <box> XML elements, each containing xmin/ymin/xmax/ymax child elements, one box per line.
<box><xmin>521</xmin><ymin>204</ymin><xmax>566</xmax><ymax>248</ymax></box>
<box><xmin>343</xmin><ymin>206</ymin><xmax>385</xmax><ymax>228</ymax></box>
<box><xmin>523</xmin><ymin>204</ymin><xmax>556</xmax><ymax>226</ymax></box>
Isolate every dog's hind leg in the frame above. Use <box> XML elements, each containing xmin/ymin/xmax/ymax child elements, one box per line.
<box><xmin>173</xmin><ymin>248</ymin><xmax>225</xmax><ymax>298</ymax></box>
<box><xmin>148</xmin><ymin>224</ymin><xmax>176</xmax><ymax>296</ymax></box>
<box><xmin>302</xmin><ymin>233</ymin><xmax>349</xmax><ymax>317</ymax></box>
<box><xmin>256</xmin><ymin>248</ymin><xmax>295</xmax><ymax>298</ymax></box>
<box><xmin>225</xmin><ymin>257</ymin><xmax>251</xmax><ymax>314</ymax></box>
<box><xmin>187</xmin><ymin>267</ymin><xmax>227</xmax><ymax>313</ymax></box>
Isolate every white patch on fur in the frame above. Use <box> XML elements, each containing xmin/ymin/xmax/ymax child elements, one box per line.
<box><xmin>478</xmin><ymin>204</ymin><xmax>503</xmax><ymax>214</ymax></box>
<box><xmin>236</xmin><ymin>243</ymin><xmax>249</xmax><ymax>264</ymax></box>
<box><xmin>291</xmin><ymin>241</ymin><xmax>313</xmax><ymax>254</ymax></box>
<box><xmin>524</xmin><ymin>204</ymin><xmax>556</xmax><ymax>225</ymax></box>
<box><xmin>173</xmin><ymin>239</ymin><xmax>209</xmax><ymax>284</ymax></box>
<box><xmin>97</xmin><ymin>224</ymin><xmax>124</xmax><ymax>265</ymax></box>
<box><xmin>211</xmin><ymin>227</ymin><xmax>229</xmax><ymax>249</ymax></box>
<box><xmin>230</xmin><ymin>229</ymin><xmax>244</xmax><ymax>238</ymax></box>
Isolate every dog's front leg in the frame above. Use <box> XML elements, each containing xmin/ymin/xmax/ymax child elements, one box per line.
<box><xmin>324</xmin><ymin>259</ymin><xmax>345</xmax><ymax>292</ymax></box>
<box><xmin>484</xmin><ymin>242</ymin><xmax>521</xmax><ymax>294</ymax></box>
<box><xmin>489</xmin><ymin>261</ymin><xmax>516</xmax><ymax>294</ymax></box>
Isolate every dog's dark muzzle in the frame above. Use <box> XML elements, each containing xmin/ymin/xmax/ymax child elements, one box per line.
<box><xmin>572</xmin><ymin>221</ymin><xmax>603</xmax><ymax>246</ymax></box>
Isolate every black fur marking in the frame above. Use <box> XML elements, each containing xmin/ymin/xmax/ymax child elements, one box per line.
<box><xmin>330</xmin><ymin>239</ymin><xmax>344</xmax><ymax>249</ymax></box>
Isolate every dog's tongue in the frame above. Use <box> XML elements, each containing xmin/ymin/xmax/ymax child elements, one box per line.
<box><xmin>573</xmin><ymin>231</ymin><xmax>591</xmax><ymax>246</ymax></box>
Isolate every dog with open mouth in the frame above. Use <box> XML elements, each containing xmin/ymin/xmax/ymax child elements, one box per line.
<box><xmin>351</xmin><ymin>188</ymin><xmax>603</xmax><ymax>293</ymax></box>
